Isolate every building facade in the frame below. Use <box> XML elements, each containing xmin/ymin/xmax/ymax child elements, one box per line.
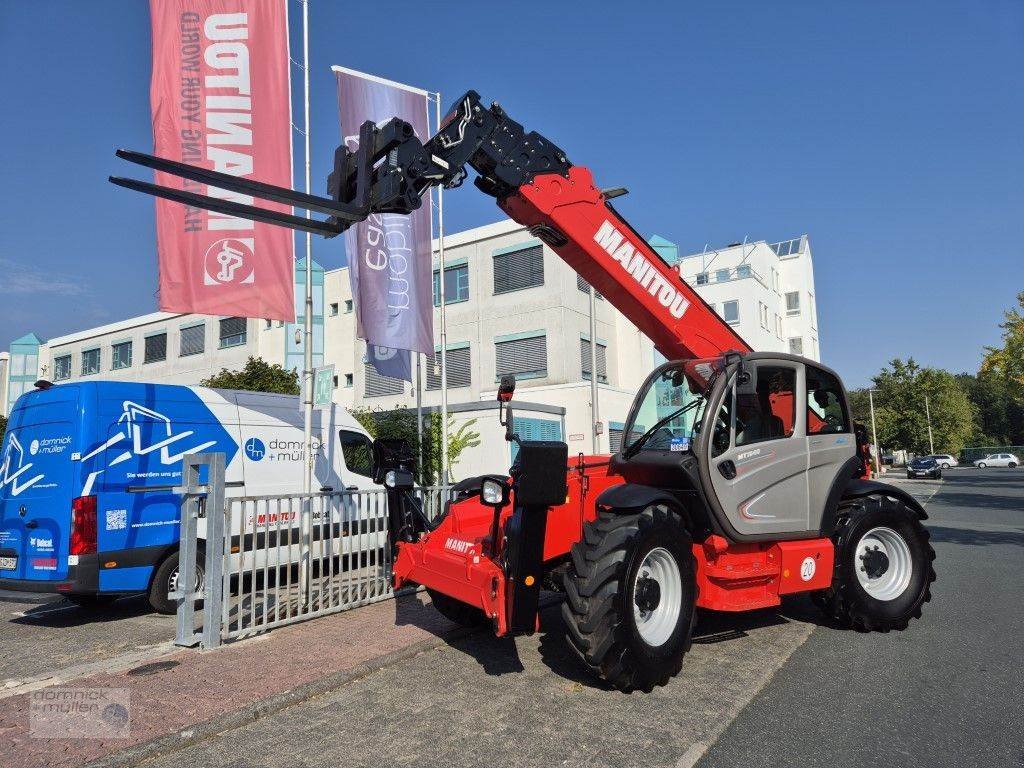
<box><xmin>2</xmin><ymin>220</ymin><xmax>820</xmax><ymax>477</ymax></box>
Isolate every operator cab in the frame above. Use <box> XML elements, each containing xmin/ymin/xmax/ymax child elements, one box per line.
<box><xmin>614</xmin><ymin>353</ymin><xmax>858</xmax><ymax>542</ymax></box>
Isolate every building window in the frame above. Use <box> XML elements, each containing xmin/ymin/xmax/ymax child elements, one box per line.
<box><xmin>81</xmin><ymin>348</ymin><xmax>100</xmax><ymax>376</ymax></box>
<box><xmin>180</xmin><ymin>324</ymin><xmax>205</xmax><ymax>357</ymax></box>
<box><xmin>144</xmin><ymin>333</ymin><xmax>167</xmax><ymax>364</ymax></box>
<box><xmin>264</xmin><ymin>319</ymin><xmax>272</xmax><ymax>330</ymax></box>
<box><xmin>510</xmin><ymin>416</ymin><xmax>562</xmax><ymax>462</ymax></box>
<box><xmin>53</xmin><ymin>355</ymin><xmax>72</xmax><ymax>381</ymax></box>
<box><xmin>715</xmin><ymin>268</ymin><xmax>730</xmax><ymax>283</ymax></box>
<box><xmin>723</xmin><ymin>300</ymin><xmax>739</xmax><ymax>324</ymax></box>
<box><xmin>332</xmin><ymin>375</ymin><xmax>339</xmax><ymax>388</ymax></box>
<box><xmin>775</xmin><ymin>314</ymin><xmax>783</xmax><ymax>339</ymax></box>
<box><xmin>219</xmin><ymin>317</ymin><xmax>247</xmax><ymax>348</ymax></box>
<box><xmin>737</xmin><ymin>264</ymin><xmax>752</xmax><ymax>279</ymax></box>
<box><xmin>344</xmin><ymin>300</ymin><xmax>353</xmax><ymax>313</ymax></box>
<box><xmin>580</xmin><ymin>338</ymin><xmax>608</xmax><ymax>383</ymax></box>
<box><xmin>771</xmin><ymin>237</ymin><xmax>802</xmax><ymax>257</ymax></box>
<box><xmin>433</xmin><ymin>263</ymin><xmax>470</xmax><ymax>306</ymax></box>
<box><xmin>576</xmin><ymin>274</ymin><xmax>603</xmax><ymax>299</ymax></box>
<box><xmin>111</xmin><ymin>341</ymin><xmax>132</xmax><ymax>370</ymax></box>
<box><xmin>789</xmin><ymin>337</ymin><xmax>804</xmax><ymax>356</ymax></box>
<box><xmin>495</xmin><ymin>333</ymin><xmax>547</xmax><ymax>381</ymax></box>
<box><xmin>426</xmin><ymin>345</ymin><xmax>472</xmax><ymax>390</ymax></box>
<box><xmin>759</xmin><ymin>302</ymin><xmax>769</xmax><ymax>330</ymax></box>
<box><xmin>785</xmin><ymin>291</ymin><xmax>801</xmax><ymax>315</ymax></box>
<box><xmin>344</xmin><ymin>373</ymin><xmax>353</xmax><ymax>388</ymax></box>
<box><xmin>363</xmin><ymin>363</ymin><xmax>404</xmax><ymax>397</ymax></box>
<box><xmin>695</xmin><ymin>272</ymin><xmax>708</xmax><ymax>285</ymax></box>
<box><xmin>493</xmin><ymin>244</ymin><xmax>544</xmax><ymax>295</ymax></box>
<box><xmin>330</xmin><ymin>303</ymin><xmax>339</xmax><ymax>316</ymax></box>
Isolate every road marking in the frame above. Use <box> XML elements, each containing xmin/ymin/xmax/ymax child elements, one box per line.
<box><xmin>0</xmin><ymin>641</ymin><xmax>179</xmax><ymax>700</ymax></box>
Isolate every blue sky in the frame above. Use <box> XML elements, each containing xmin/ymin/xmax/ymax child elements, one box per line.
<box><xmin>0</xmin><ymin>1</ymin><xmax>1020</xmax><ymax>387</ymax></box>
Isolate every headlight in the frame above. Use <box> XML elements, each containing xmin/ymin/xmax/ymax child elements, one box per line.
<box><xmin>481</xmin><ymin>478</ymin><xmax>506</xmax><ymax>506</ymax></box>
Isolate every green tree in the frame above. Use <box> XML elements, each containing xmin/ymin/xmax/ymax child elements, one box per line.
<box><xmin>851</xmin><ymin>358</ymin><xmax>975</xmax><ymax>455</ymax></box>
<box><xmin>352</xmin><ymin>407</ymin><xmax>480</xmax><ymax>485</ymax></box>
<box><xmin>0</xmin><ymin>414</ymin><xmax>7</xmax><ymax>445</ymax></box>
<box><xmin>981</xmin><ymin>291</ymin><xmax>1024</xmax><ymax>393</ymax></box>
<box><xmin>972</xmin><ymin>292</ymin><xmax>1024</xmax><ymax>446</ymax></box>
<box><xmin>200</xmin><ymin>356</ymin><xmax>300</xmax><ymax>395</ymax></box>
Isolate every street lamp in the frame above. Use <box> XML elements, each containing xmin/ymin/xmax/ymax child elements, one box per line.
<box><xmin>868</xmin><ymin>388</ymin><xmax>881</xmax><ymax>477</ymax></box>
<box><xmin>924</xmin><ymin>394</ymin><xmax>935</xmax><ymax>456</ymax></box>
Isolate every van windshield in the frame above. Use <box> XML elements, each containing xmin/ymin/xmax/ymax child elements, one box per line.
<box><xmin>623</xmin><ymin>358</ymin><xmax>723</xmax><ymax>456</ymax></box>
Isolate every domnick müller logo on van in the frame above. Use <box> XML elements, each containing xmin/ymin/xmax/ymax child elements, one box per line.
<box><xmin>244</xmin><ymin>438</ymin><xmax>266</xmax><ymax>461</ymax></box>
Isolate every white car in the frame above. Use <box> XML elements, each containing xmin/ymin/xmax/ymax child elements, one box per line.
<box><xmin>929</xmin><ymin>454</ymin><xmax>959</xmax><ymax>468</ymax></box>
<box><xmin>974</xmin><ymin>453</ymin><xmax>1020</xmax><ymax>468</ymax></box>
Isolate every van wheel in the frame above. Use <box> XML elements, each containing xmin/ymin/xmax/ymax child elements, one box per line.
<box><xmin>149</xmin><ymin>550</ymin><xmax>204</xmax><ymax>615</ymax></box>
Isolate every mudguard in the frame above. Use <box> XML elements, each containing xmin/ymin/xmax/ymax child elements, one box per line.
<box><xmin>596</xmin><ymin>483</ymin><xmax>684</xmax><ymax>516</ymax></box>
<box><xmin>839</xmin><ymin>478</ymin><xmax>929</xmax><ymax>520</ymax></box>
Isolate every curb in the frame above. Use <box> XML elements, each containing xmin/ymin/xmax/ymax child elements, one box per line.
<box><xmin>83</xmin><ymin>626</ymin><xmax>476</xmax><ymax>768</ymax></box>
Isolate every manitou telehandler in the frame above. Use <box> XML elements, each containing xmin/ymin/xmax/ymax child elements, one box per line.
<box><xmin>113</xmin><ymin>90</ymin><xmax>936</xmax><ymax>692</ymax></box>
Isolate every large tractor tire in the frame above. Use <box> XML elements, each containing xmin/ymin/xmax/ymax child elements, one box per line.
<box><xmin>562</xmin><ymin>505</ymin><xmax>696</xmax><ymax>692</ymax></box>
<box><xmin>814</xmin><ymin>496</ymin><xmax>935</xmax><ymax>632</ymax></box>
<box><xmin>427</xmin><ymin>588</ymin><xmax>490</xmax><ymax>628</ymax></box>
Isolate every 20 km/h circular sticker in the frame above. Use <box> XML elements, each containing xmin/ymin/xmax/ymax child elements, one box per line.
<box><xmin>800</xmin><ymin>556</ymin><xmax>816</xmax><ymax>581</ymax></box>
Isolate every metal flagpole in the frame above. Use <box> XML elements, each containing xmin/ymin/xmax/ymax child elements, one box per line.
<box><xmin>299</xmin><ymin>0</ymin><xmax>313</xmax><ymax>603</ymax></box>
<box><xmin>589</xmin><ymin>286</ymin><xmax>600</xmax><ymax>453</ymax></box>
<box><xmin>435</xmin><ymin>92</ymin><xmax>449</xmax><ymax>487</ymax></box>
<box><xmin>416</xmin><ymin>353</ymin><xmax>423</xmax><ymax>474</ymax></box>
<box><xmin>924</xmin><ymin>394</ymin><xmax>935</xmax><ymax>456</ymax></box>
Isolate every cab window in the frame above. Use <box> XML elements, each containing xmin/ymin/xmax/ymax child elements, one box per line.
<box><xmin>806</xmin><ymin>367</ymin><xmax>850</xmax><ymax>435</ymax></box>
<box><xmin>735</xmin><ymin>365</ymin><xmax>797</xmax><ymax>447</ymax></box>
<box><xmin>339</xmin><ymin>430</ymin><xmax>374</xmax><ymax>477</ymax></box>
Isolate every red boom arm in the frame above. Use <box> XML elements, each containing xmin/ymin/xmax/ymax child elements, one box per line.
<box><xmin>501</xmin><ymin>167</ymin><xmax>750</xmax><ymax>361</ymax></box>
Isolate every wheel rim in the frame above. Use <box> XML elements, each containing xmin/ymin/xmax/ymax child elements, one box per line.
<box><xmin>632</xmin><ymin>547</ymin><xmax>682</xmax><ymax>646</ymax></box>
<box><xmin>168</xmin><ymin>563</ymin><xmax>204</xmax><ymax>596</ymax></box>
<box><xmin>855</xmin><ymin>526</ymin><xmax>913</xmax><ymax>601</ymax></box>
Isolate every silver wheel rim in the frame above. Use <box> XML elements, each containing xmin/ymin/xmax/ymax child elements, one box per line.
<box><xmin>855</xmin><ymin>526</ymin><xmax>912</xmax><ymax>601</ymax></box>
<box><xmin>632</xmin><ymin>547</ymin><xmax>682</xmax><ymax>647</ymax></box>
<box><xmin>168</xmin><ymin>563</ymin><xmax>203</xmax><ymax>596</ymax></box>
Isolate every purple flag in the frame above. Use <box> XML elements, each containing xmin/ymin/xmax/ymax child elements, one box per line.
<box><xmin>335</xmin><ymin>66</ymin><xmax>433</xmax><ymax>382</ymax></box>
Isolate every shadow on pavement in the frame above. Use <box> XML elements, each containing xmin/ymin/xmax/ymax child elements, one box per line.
<box><xmin>928</xmin><ymin>524</ymin><xmax>1024</xmax><ymax>548</ymax></box>
<box><xmin>10</xmin><ymin>594</ymin><xmax>155</xmax><ymax>628</ymax></box>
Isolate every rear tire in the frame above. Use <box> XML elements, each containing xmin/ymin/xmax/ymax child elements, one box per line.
<box><xmin>978</xmin><ymin>462</ymin><xmax>987</xmax><ymax>468</ymax></box>
<box><xmin>426</xmin><ymin>588</ymin><xmax>489</xmax><ymax>627</ymax></box>
<box><xmin>815</xmin><ymin>496</ymin><xmax>935</xmax><ymax>632</ymax></box>
<box><xmin>149</xmin><ymin>549</ymin><xmax>204</xmax><ymax>615</ymax></box>
<box><xmin>1009</xmin><ymin>462</ymin><xmax>1018</xmax><ymax>469</ymax></box>
<box><xmin>562</xmin><ymin>505</ymin><xmax>696</xmax><ymax>692</ymax></box>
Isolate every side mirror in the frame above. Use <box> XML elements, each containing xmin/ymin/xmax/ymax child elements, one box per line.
<box><xmin>497</xmin><ymin>374</ymin><xmax>517</xmax><ymax>442</ymax></box>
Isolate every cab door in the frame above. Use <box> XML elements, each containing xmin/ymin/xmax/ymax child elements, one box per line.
<box><xmin>704</xmin><ymin>360</ymin><xmax>810</xmax><ymax>537</ymax></box>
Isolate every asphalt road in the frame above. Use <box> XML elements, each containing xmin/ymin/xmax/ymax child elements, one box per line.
<box><xmin>696</xmin><ymin>467</ymin><xmax>1024</xmax><ymax>768</ymax></box>
<box><xmin>130</xmin><ymin>468</ymin><xmax>1024</xmax><ymax>768</ymax></box>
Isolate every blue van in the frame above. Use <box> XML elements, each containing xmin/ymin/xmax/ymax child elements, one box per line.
<box><xmin>0</xmin><ymin>381</ymin><xmax>378</xmax><ymax>612</ymax></box>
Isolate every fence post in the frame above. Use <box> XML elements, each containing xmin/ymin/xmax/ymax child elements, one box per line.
<box><xmin>174</xmin><ymin>457</ymin><xmax>201</xmax><ymax>647</ymax></box>
<box><xmin>201</xmin><ymin>452</ymin><xmax>226</xmax><ymax>650</ymax></box>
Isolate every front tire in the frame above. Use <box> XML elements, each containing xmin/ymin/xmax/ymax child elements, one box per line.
<box><xmin>815</xmin><ymin>496</ymin><xmax>935</xmax><ymax>632</ymax></box>
<box><xmin>978</xmin><ymin>462</ymin><xmax>987</xmax><ymax>468</ymax></box>
<box><xmin>562</xmin><ymin>505</ymin><xmax>696</xmax><ymax>692</ymax></box>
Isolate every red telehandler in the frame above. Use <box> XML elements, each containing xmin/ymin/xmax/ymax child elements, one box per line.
<box><xmin>113</xmin><ymin>90</ymin><xmax>935</xmax><ymax>692</ymax></box>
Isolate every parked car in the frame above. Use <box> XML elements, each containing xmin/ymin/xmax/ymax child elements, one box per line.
<box><xmin>906</xmin><ymin>456</ymin><xmax>942</xmax><ymax>480</ymax></box>
<box><xmin>928</xmin><ymin>454</ymin><xmax>958</xmax><ymax>468</ymax></box>
<box><xmin>974</xmin><ymin>453</ymin><xmax>1020</xmax><ymax>468</ymax></box>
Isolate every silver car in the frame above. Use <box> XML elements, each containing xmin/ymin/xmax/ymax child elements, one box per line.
<box><xmin>974</xmin><ymin>453</ymin><xmax>1020</xmax><ymax>468</ymax></box>
<box><xmin>929</xmin><ymin>454</ymin><xmax>958</xmax><ymax>468</ymax></box>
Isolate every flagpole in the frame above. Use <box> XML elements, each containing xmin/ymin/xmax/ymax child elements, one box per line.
<box><xmin>435</xmin><ymin>92</ymin><xmax>449</xmax><ymax>487</ymax></box>
<box><xmin>300</xmin><ymin>0</ymin><xmax>313</xmax><ymax>602</ymax></box>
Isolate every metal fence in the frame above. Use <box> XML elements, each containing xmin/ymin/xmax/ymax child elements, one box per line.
<box><xmin>960</xmin><ymin>446</ymin><xmax>1024</xmax><ymax>463</ymax></box>
<box><xmin>174</xmin><ymin>453</ymin><xmax>455</xmax><ymax>649</ymax></box>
